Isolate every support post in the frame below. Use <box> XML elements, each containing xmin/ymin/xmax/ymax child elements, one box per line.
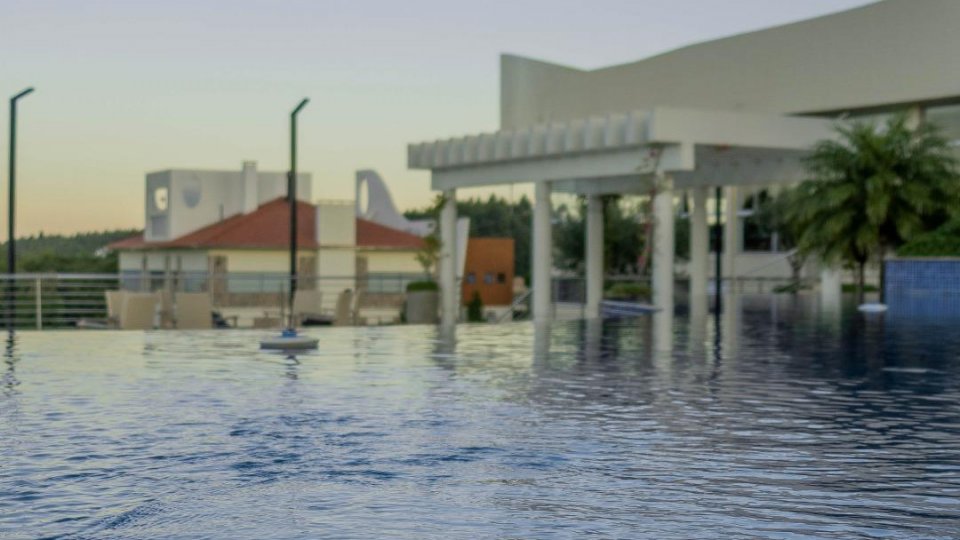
<box><xmin>532</xmin><ymin>181</ymin><xmax>553</xmax><ymax>322</ymax></box>
<box><xmin>723</xmin><ymin>186</ymin><xmax>739</xmax><ymax>287</ymax></box>
<box><xmin>584</xmin><ymin>194</ymin><xmax>603</xmax><ymax>318</ymax></box>
<box><xmin>689</xmin><ymin>186</ymin><xmax>709</xmax><ymax>304</ymax></box>
<box><xmin>651</xmin><ymin>175</ymin><xmax>675</xmax><ymax>314</ymax></box>
<box><xmin>439</xmin><ymin>189</ymin><xmax>458</xmax><ymax>326</ymax></box>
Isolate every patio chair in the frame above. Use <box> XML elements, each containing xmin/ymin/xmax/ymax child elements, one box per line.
<box><xmin>351</xmin><ymin>289</ymin><xmax>367</xmax><ymax>326</ymax></box>
<box><xmin>333</xmin><ymin>289</ymin><xmax>354</xmax><ymax>326</ymax></box>
<box><xmin>174</xmin><ymin>292</ymin><xmax>213</xmax><ymax>329</ymax></box>
<box><xmin>104</xmin><ymin>290</ymin><xmax>125</xmax><ymax>328</ymax></box>
<box><xmin>292</xmin><ymin>290</ymin><xmax>323</xmax><ymax>320</ymax></box>
<box><xmin>119</xmin><ymin>292</ymin><xmax>160</xmax><ymax>330</ymax></box>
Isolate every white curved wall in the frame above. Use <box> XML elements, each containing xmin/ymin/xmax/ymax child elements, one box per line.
<box><xmin>501</xmin><ymin>0</ymin><xmax>960</xmax><ymax>128</ymax></box>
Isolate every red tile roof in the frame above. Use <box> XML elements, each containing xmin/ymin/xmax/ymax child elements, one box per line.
<box><xmin>356</xmin><ymin>218</ymin><xmax>425</xmax><ymax>249</ymax></box>
<box><xmin>107</xmin><ymin>198</ymin><xmax>317</xmax><ymax>250</ymax></box>
<box><xmin>107</xmin><ymin>199</ymin><xmax>425</xmax><ymax>251</ymax></box>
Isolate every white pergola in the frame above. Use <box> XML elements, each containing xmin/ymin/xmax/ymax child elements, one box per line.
<box><xmin>408</xmin><ymin>106</ymin><xmax>834</xmax><ymax>324</ymax></box>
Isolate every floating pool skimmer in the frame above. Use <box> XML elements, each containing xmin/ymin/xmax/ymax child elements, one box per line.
<box><xmin>857</xmin><ymin>303</ymin><xmax>888</xmax><ymax>313</ymax></box>
<box><xmin>260</xmin><ymin>327</ymin><xmax>319</xmax><ymax>350</ymax></box>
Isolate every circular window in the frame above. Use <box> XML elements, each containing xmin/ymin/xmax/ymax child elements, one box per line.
<box><xmin>182</xmin><ymin>174</ymin><xmax>202</xmax><ymax>208</ymax></box>
<box><xmin>153</xmin><ymin>187</ymin><xmax>169</xmax><ymax>212</ymax></box>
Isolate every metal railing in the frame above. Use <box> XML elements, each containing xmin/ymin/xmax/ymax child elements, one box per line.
<box><xmin>0</xmin><ymin>271</ymin><xmax>819</xmax><ymax>329</ymax></box>
<box><xmin>0</xmin><ymin>273</ymin><xmax>119</xmax><ymax>329</ymax></box>
<box><xmin>0</xmin><ymin>272</ymin><xmax>430</xmax><ymax>329</ymax></box>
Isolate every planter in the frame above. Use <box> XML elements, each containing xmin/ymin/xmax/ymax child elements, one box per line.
<box><xmin>404</xmin><ymin>290</ymin><xmax>439</xmax><ymax>324</ymax></box>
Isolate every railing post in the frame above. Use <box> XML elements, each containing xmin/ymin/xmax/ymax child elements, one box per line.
<box><xmin>34</xmin><ymin>276</ymin><xmax>41</xmax><ymax>330</ymax></box>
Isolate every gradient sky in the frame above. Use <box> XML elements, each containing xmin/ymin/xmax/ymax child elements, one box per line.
<box><xmin>1</xmin><ymin>0</ymin><xmax>874</xmax><ymax>236</ymax></box>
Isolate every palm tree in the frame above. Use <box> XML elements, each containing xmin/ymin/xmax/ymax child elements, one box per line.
<box><xmin>787</xmin><ymin>113</ymin><xmax>959</xmax><ymax>303</ymax></box>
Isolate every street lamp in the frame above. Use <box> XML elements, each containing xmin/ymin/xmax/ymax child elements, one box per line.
<box><xmin>287</xmin><ymin>98</ymin><xmax>309</xmax><ymax>326</ymax></box>
<box><xmin>8</xmin><ymin>87</ymin><xmax>34</xmax><ymax>326</ymax></box>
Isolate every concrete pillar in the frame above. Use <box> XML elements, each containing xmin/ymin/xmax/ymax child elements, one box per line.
<box><xmin>820</xmin><ymin>265</ymin><xmax>842</xmax><ymax>312</ymax></box>
<box><xmin>905</xmin><ymin>104</ymin><xmax>925</xmax><ymax>130</ymax></box>
<box><xmin>585</xmin><ymin>195</ymin><xmax>604</xmax><ymax>318</ymax></box>
<box><xmin>653</xmin><ymin>311</ymin><xmax>674</xmax><ymax>353</ymax></box>
<box><xmin>651</xmin><ymin>175</ymin><xmax>675</xmax><ymax>314</ymax></box>
<box><xmin>532</xmin><ymin>181</ymin><xmax>553</xmax><ymax>322</ymax></box>
<box><xmin>439</xmin><ymin>189</ymin><xmax>458</xmax><ymax>326</ymax></box>
<box><xmin>689</xmin><ymin>186</ymin><xmax>709</xmax><ymax>304</ymax></box>
<box><xmin>723</xmin><ymin>186</ymin><xmax>739</xmax><ymax>287</ymax></box>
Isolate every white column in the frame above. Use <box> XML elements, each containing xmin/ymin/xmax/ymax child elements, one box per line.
<box><xmin>689</xmin><ymin>186</ymin><xmax>709</xmax><ymax>303</ymax></box>
<box><xmin>585</xmin><ymin>195</ymin><xmax>604</xmax><ymax>318</ymax></box>
<box><xmin>652</xmin><ymin>175</ymin><xmax>675</xmax><ymax>314</ymax></box>
<box><xmin>820</xmin><ymin>265</ymin><xmax>842</xmax><ymax>311</ymax></box>
<box><xmin>532</xmin><ymin>181</ymin><xmax>553</xmax><ymax>322</ymax></box>
<box><xmin>723</xmin><ymin>186</ymin><xmax>739</xmax><ymax>287</ymax></box>
<box><xmin>439</xmin><ymin>189</ymin><xmax>458</xmax><ymax>326</ymax></box>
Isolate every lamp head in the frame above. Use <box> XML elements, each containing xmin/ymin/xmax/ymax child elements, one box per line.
<box><xmin>12</xmin><ymin>87</ymin><xmax>34</xmax><ymax>101</ymax></box>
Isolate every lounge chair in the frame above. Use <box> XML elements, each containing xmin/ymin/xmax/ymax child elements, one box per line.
<box><xmin>104</xmin><ymin>290</ymin><xmax>125</xmax><ymax>327</ymax></box>
<box><xmin>333</xmin><ymin>289</ymin><xmax>353</xmax><ymax>326</ymax></box>
<box><xmin>293</xmin><ymin>290</ymin><xmax>332</xmax><ymax>325</ymax></box>
<box><xmin>174</xmin><ymin>293</ymin><xmax>213</xmax><ymax>329</ymax></box>
<box><xmin>119</xmin><ymin>292</ymin><xmax>160</xmax><ymax>330</ymax></box>
<box><xmin>351</xmin><ymin>289</ymin><xmax>367</xmax><ymax>326</ymax></box>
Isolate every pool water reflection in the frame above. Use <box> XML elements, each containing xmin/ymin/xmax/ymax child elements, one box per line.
<box><xmin>1</xmin><ymin>295</ymin><xmax>959</xmax><ymax>538</ymax></box>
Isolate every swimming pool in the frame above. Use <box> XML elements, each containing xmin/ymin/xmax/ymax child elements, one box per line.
<box><xmin>2</xmin><ymin>296</ymin><xmax>959</xmax><ymax>538</ymax></box>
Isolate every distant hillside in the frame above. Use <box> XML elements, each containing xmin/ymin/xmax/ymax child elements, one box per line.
<box><xmin>0</xmin><ymin>229</ymin><xmax>141</xmax><ymax>272</ymax></box>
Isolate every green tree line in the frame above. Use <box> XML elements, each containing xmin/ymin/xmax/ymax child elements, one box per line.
<box><xmin>405</xmin><ymin>194</ymin><xmax>692</xmax><ymax>282</ymax></box>
<box><xmin>0</xmin><ymin>229</ymin><xmax>139</xmax><ymax>273</ymax></box>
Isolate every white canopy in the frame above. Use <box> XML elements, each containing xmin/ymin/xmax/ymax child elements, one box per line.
<box><xmin>409</xmin><ymin>107</ymin><xmax>834</xmax><ymax>193</ymax></box>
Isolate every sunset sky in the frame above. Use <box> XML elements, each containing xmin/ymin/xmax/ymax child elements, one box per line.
<box><xmin>2</xmin><ymin>0</ymin><xmax>873</xmax><ymax>236</ymax></box>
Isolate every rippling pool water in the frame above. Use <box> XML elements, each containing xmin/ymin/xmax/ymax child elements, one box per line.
<box><xmin>2</xmin><ymin>296</ymin><xmax>960</xmax><ymax>539</ymax></box>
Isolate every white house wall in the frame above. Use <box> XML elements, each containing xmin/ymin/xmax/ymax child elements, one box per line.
<box><xmin>208</xmin><ymin>249</ymin><xmax>289</xmax><ymax>273</ymax></box>
<box><xmin>362</xmin><ymin>251</ymin><xmax>423</xmax><ymax>274</ymax></box>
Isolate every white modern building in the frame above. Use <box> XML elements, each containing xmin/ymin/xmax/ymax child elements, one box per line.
<box><xmin>408</xmin><ymin>0</ymin><xmax>960</xmax><ymax>323</ymax></box>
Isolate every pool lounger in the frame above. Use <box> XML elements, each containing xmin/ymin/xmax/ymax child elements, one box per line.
<box><xmin>601</xmin><ymin>300</ymin><xmax>661</xmax><ymax>317</ymax></box>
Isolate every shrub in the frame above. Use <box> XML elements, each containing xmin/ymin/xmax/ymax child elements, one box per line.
<box><xmin>773</xmin><ymin>282</ymin><xmax>809</xmax><ymax>294</ymax></box>
<box><xmin>466</xmin><ymin>291</ymin><xmax>484</xmax><ymax>322</ymax></box>
<box><xmin>605</xmin><ymin>283</ymin><xmax>650</xmax><ymax>301</ymax></box>
<box><xmin>842</xmin><ymin>283</ymin><xmax>878</xmax><ymax>293</ymax></box>
<box><xmin>406</xmin><ymin>280</ymin><xmax>439</xmax><ymax>293</ymax></box>
<box><xmin>897</xmin><ymin>219</ymin><xmax>960</xmax><ymax>257</ymax></box>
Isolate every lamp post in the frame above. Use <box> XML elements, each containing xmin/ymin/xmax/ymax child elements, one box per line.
<box><xmin>287</xmin><ymin>98</ymin><xmax>309</xmax><ymax>328</ymax></box>
<box><xmin>714</xmin><ymin>185</ymin><xmax>723</xmax><ymax>314</ymax></box>
<box><xmin>8</xmin><ymin>87</ymin><xmax>34</xmax><ymax>327</ymax></box>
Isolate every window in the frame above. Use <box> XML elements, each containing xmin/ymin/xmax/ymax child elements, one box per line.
<box><xmin>465</xmin><ymin>272</ymin><xmax>476</xmax><ymax>285</ymax></box>
<box><xmin>926</xmin><ymin>104</ymin><xmax>960</xmax><ymax>150</ymax></box>
<box><xmin>483</xmin><ymin>273</ymin><xmax>495</xmax><ymax>284</ymax></box>
<box><xmin>152</xmin><ymin>187</ymin><xmax>168</xmax><ymax>212</ymax></box>
<box><xmin>497</xmin><ymin>273</ymin><xmax>506</xmax><ymax>284</ymax></box>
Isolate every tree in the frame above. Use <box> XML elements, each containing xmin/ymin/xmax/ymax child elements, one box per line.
<box><xmin>553</xmin><ymin>196</ymin><xmax>647</xmax><ymax>275</ymax></box>
<box><xmin>406</xmin><ymin>194</ymin><xmax>532</xmax><ymax>282</ymax></box>
<box><xmin>787</xmin><ymin>114</ymin><xmax>959</xmax><ymax>302</ymax></box>
<box><xmin>753</xmin><ymin>188</ymin><xmax>806</xmax><ymax>289</ymax></box>
<box><xmin>412</xmin><ymin>194</ymin><xmax>447</xmax><ymax>281</ymax></box>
